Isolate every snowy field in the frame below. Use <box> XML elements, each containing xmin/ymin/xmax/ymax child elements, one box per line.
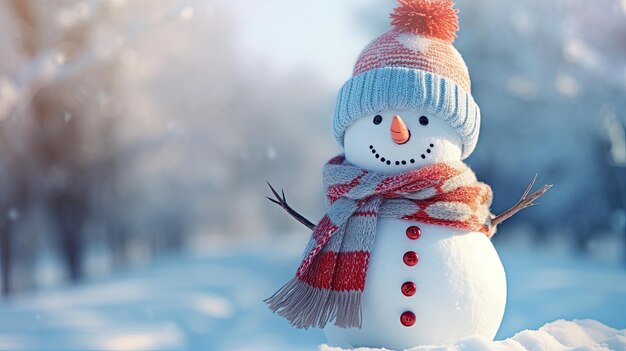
<box><xmin>0</xmin><ymin>237</ymin><xmax>624</xmax><ymax>350</ymax></box>
<box><xmin>321</xmin><ymin>320</ymin><xmax>626</xmax><ymax>351</ymax></box>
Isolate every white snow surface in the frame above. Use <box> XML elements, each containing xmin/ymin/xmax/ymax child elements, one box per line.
<box><xmin>0</xmin><ymin>237</ymin><xmax>624</xmax><ymax>350</ymax></box>
<box><xmin>321</xmin><ymin>319</ymin><xmax>626</xmax><ymax>351</ymax></box>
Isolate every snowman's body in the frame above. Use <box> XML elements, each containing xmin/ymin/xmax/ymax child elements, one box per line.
<box><xmin>323</xmin><ymin>109</ymin><xmax>507</xmax><ymax>349</ymax></box>
<box><xmin>324</xmin><ymin>218</ymin><xmax>506</xmax><ymax>350</ymax></box>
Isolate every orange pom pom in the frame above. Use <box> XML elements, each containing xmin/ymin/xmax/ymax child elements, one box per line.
<box><xmin>390</xmin><ymin>0</ymin><xmax>459</xmax><ymax>43</ymax></box>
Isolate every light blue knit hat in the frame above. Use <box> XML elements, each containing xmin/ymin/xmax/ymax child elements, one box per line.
<box><xmin>333</xmin><ymin>0</ymin><xmax>481</xmax><ymax>159</ymax></box>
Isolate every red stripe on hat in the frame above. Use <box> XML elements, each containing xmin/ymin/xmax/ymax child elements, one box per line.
<box><xmin>351</xmin><ymin>29</ymin><xmax>471</xmax><ymax>92</ymax></box>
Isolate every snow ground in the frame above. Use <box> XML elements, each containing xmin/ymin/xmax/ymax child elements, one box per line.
<box><xmin>321</xmin><ymin>320</ymin><xmax>626</xmax><ymax>351</ymax></box>
<box><xmin>0</xmin><ymin>237</ymin><xmax>624</xmax><ymax>350</ymax></box>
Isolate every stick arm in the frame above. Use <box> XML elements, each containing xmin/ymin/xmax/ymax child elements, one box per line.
<box><xmin>266</xmin><ymin>182</ymin><xmax>316</xmax><ymax>230</ymax></box>
<box><xmin>491</xmin><ymin>174</ymin><xmax>553</xmax><ymax>227</ymax></box>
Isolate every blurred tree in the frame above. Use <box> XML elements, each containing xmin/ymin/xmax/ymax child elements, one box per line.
<box><xmin>0</xmin><ymin>0</ymin><xmax>125</xmax><ymax>290</ymax></box>
<box><xmin>0</xmin><ymin>0</ymin><xmax>338</xmax><ymax>295</ymax></box>
<box><xmin>0</xmin><ymin>0</ymin><xmax>41</xmax><ymax>296</ymax></box>
<box><xmin>117</xmin><ymin>1</ymin><xmax>337</xmax><ymax>241</ymax></box>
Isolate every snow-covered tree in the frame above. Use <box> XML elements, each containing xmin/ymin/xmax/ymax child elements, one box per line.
<box><xmin>0</xmin><ymin>0</ymin><xmax>337</xmax><ymax>294</ymax></box>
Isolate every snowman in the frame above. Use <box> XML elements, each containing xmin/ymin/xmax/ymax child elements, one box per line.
<box><xmin>266</xmin><ymin>1</ymin><xmax>551</xmax><ymax>350</ymax></box>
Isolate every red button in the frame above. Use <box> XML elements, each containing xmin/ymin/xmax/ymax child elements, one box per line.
<box><xmin>401</xmin><ymin>281</ymin><xmax>416</xmax><ymax>296</ymax></box>
<box><xmin>406</xmin><ymin>226</ymin><xmax>421</xmax><ymax>240</ymax></box>
<box><xmin>400</xmin><ymin>311</ymin><xmax>416</xmax><ymax>327</ymax></box>
<box><xmin>403</xmin><ymin>251</ymin><xmax>418</xmax><ymax>266</ymax></box>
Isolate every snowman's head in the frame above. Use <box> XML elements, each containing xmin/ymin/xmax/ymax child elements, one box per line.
<box><xmin>332</xmin><ymin>0</ymin><xmax>481</xmax><ymax>169</ymax></box>
<box><xmin>344</xmin><ymin>109</ymin><xmax>462</xmax><ymax>174</ymax></box>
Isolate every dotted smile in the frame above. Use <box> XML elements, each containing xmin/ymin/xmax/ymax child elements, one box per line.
<box><xmin>369</xmin><ymin>144</ymin><xmax>434</xmax><ymax>166</ymax></box>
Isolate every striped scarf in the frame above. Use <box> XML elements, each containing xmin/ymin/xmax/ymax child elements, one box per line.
<box><xmin>265</xmin><ymin>155</ymin><xmax>495</xmax><ymax>329</ymax></box>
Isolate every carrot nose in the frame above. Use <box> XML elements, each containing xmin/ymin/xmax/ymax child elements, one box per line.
<box><xmin>391</xmin><ymin>115</ymin><xmax>410</xmax><ymax>144</ymax></box>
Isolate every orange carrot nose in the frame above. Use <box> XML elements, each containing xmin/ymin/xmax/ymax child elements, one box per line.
<box><xmin>391</xmin><ymin>115</ymin><xmax>410</xmax><ymax>144</ymax></box>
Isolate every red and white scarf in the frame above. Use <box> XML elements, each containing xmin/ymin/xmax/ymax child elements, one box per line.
<box><xmin>266</xmin><ymin>155</ymin><xmax>495</xmax><ymax>329</ymax></box>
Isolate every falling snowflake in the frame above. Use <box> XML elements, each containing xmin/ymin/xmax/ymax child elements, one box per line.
<box><xmin>267</xmin><ymin>147</ymin><xmax>277</xmax><ymax>161</ymax></box>
<box><xmin>7</xmin><ymin>208</ymin><xmax>19</xmax><ymax>221</ymax></box>
<box><xmin>180</xmin><ymin>6</ymin><xmax>194</xmax><ymax>21</ymax></box>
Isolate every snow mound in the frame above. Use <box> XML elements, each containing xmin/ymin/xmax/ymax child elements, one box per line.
<box><xmin>320</xmin><ymin>320</ymin><xmax>626</xmax><ymax>351</ymax></box>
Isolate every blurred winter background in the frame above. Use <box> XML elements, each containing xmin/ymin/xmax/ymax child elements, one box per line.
<box><xmin>0</xmin><ymin>0</ymin><xmax>625</xmax><ymax>350</ymax></box>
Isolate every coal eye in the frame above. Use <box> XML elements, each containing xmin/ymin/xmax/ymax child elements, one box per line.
<box><xmin>373</xmin><ymin>115</ymin><xmax>383</xmax><ymax>125</ymax></box>
<box><xmin>419</xmin><ymin>116</ymin><xmax>429</xmax><ymax>126</ymax></box>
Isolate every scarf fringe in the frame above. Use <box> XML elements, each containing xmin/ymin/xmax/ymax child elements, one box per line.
<box><xmin>264</xmin><ymin>277</ymin><xmax>362</xmax><ymax>329</ymax></box>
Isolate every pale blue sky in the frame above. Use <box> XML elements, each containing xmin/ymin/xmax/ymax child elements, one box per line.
<box><xmin>220</xmin><ymin>0</ymin><xmax>386</xmax><ymax>86</ymax></box>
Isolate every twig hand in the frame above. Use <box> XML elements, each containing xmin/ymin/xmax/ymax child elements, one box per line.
<box><xmin>491</xmin><ymin>174</ymin><xmax>553</xmax><ymax>227</ymax></box>
<box><xmin>266</xmin><ymin>182</ymin><xmax>316</xmax><ymax>230</ymax></box>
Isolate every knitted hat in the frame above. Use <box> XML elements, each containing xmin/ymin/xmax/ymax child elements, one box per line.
<box><xmin>333</xmin><ymin>0</ymin><xmax>480</xmax><ymax>159</ymax></box>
